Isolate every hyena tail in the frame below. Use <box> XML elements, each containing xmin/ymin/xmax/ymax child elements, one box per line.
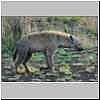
<box><xmin>12</xmin><ymin>47</ymin><xmax>17</xmax><ymax>62</ymax></box>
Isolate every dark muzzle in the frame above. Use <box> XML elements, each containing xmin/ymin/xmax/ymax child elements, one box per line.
<box><xmin>77</xmin><ymin>47</ymin><xmax>84</xmax><ymax>51</ymax></box>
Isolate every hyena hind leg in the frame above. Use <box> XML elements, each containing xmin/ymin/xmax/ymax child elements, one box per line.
<box><xmin>14</xmin><ymin>53</ymin><xmax>24</xmax><ymax>74</ymax></box>
<box><xmin>22</xmin><ymin>51</ymin><xmax>32</xmax><ymax>74</ymax></box>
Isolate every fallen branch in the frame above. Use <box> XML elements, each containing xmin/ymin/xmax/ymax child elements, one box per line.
<box><xmin>64</xmin><ymin>46</ymin><xmax>98</xmax><ymax>54</ymax></box>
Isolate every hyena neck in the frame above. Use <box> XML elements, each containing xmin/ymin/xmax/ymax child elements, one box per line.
<box><xmin>56</xmin><ymin>34</ymin><xmax>67</xmax><ymax>48</ymax></box>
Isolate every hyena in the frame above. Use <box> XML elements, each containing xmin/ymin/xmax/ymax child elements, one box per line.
<box><xmin>13</xmin><ymin>31</ymin><xmax>83</xmax><ymax>73</ymax></box>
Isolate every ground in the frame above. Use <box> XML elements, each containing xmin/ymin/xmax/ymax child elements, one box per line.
<box><xmin>2</xmin><ymin>48</ymin><xmax>98</xmax><ymax>82</ymax></box>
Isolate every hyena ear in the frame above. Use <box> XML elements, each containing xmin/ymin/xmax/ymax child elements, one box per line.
<box><xmin>70</xmin><ymin>35</ymin><xmax>74</xmax><ymax>41</ymax></box>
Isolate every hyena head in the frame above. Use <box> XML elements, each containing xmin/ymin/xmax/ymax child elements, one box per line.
<box><xmin>66</xmin><ymin>34</ymin><xmax>83</xmax><ymax>51</ymax></box>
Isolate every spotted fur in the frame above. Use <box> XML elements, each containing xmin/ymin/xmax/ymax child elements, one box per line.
<box><xmin>13</xmin><ymin>31</ymin><xmax>83</xmax><ymax>73</ymax></box>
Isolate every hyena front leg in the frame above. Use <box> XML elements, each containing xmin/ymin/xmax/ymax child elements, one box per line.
<box><xmin>44</xmin><ymin>48</ymin><xmax>55</xmax><ymax>71</ymax></box>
